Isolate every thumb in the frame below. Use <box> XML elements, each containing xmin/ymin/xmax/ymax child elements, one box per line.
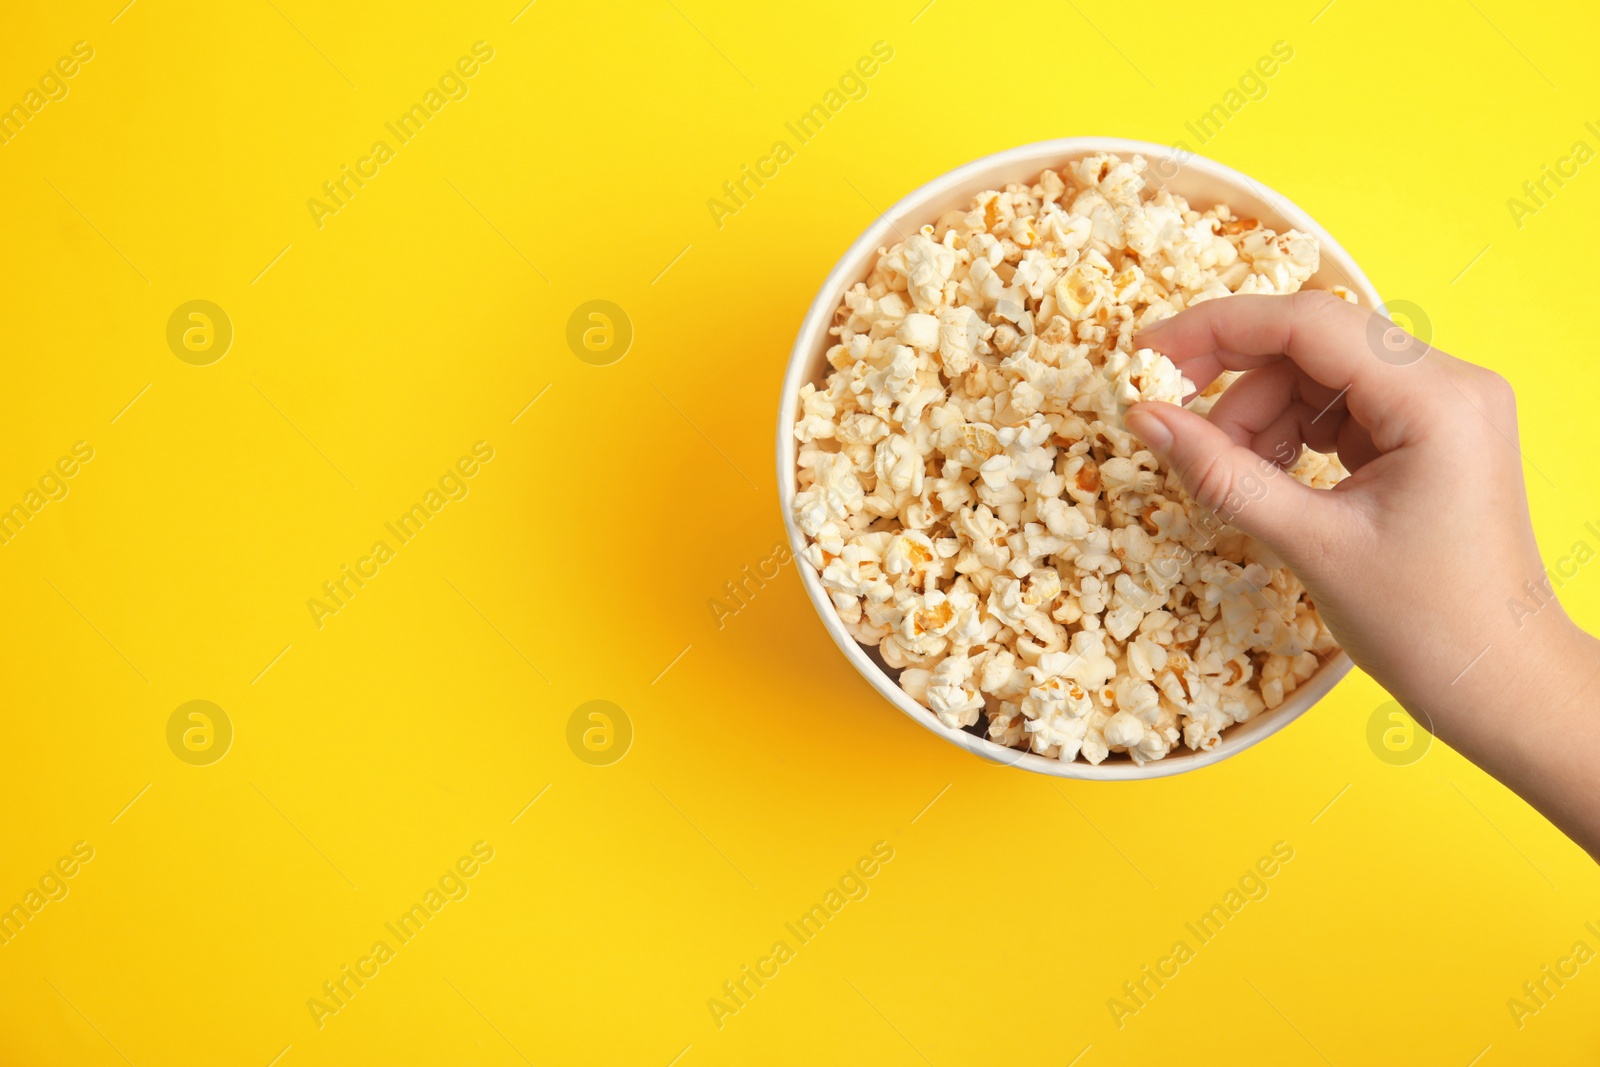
<box><xmin>1124</xmin><ymin>401</ymin><xmax>1324</xmax><ymax>556</ymax></box>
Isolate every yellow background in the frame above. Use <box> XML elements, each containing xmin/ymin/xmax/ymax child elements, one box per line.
<box><xmin>2</xmin><ymin>0</ymin><xmax>1598</xmax><ymax>1063</ymax></box>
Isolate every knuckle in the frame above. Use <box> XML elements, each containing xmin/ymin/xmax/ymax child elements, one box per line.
<box><xmin>1291</xmin><ymin>288</ymin><xmax>1362</xmax><ymax>343</ymax></box>
<box><xmin>1293</xmin><ymin>288</ymin><xmax>1343</xmax><ymax>315</ymax></box>
<box><xmin>1293</xmin><ymin>289</ymin><xmax>1353</xmax><ymax>331</ymax></box>
<box><xmin>1188</xmin><ymin>449</ymin><xmax>1236</xmax><ymax>515</ymax></box>
<box><xmin>1480</xmin><ymin>368</ymin><xmax>1516</xmax><ymax>407</ymax></box>
<box><xmin>1462</xmin><ymin>364</ymin><xmax>1517</xmax><ymax>416</ymax></box>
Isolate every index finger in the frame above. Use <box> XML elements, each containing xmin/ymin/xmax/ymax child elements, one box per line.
<box><xmin>1134</xmin><ymin>290</ymin><xmax>1446</xmax><ymax>448</ymax></box>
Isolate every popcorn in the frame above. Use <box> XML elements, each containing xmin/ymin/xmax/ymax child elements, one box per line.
<box><xmin>898</xmin><ymin>313</ymin><xmax>941</xmax><ymax>351</ymax></box>
<box><xmin>795</xmin><ymin>153</ymin><xmax>1342</xmax><ymax>764</ymax></box>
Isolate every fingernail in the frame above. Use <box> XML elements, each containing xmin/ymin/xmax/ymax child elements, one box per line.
<box><xmin>1125</xmin><ymin>408</ymin><xmax>1173</xmax><ymax>452</ymax></box>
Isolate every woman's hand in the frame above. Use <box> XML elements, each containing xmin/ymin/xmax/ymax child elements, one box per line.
<box><xmin>1125</xmin><ymin>291</ymin><xmax>1600</xmax><ymax>857</ymax></box>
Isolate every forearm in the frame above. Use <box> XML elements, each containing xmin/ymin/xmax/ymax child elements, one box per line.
<box><xmin>1411</xmin><ymin>614</ymin><xmax>1600</xmax><ymax>859</ymax></box>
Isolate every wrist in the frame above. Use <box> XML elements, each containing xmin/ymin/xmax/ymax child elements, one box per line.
<box><xmin>1533</xmin><ymin>617</ymin><xmax>1600</xmax><ymax>729</ymax></box>
<box><xmin>1405</xmin><ymin>606</ymin><xmax>1586</xmax><ymax>748</ymax></box>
